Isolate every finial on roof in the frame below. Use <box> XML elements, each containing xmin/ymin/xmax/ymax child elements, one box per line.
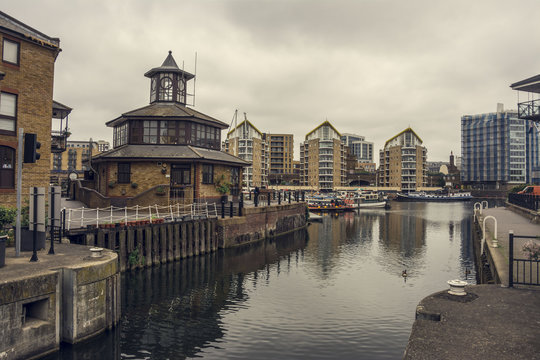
<box><xmin>169</xmin><ymin>50</ymin><xmax>172</xmax><ymax>55</ymax></box>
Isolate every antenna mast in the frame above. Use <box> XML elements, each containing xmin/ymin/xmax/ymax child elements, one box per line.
<box><xmin>193</xmin><ymin>52</ymin><xmax>197</xmax><ymax>107</ymax></box>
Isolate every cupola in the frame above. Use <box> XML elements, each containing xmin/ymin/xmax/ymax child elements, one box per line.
<box><xmin>144</xmin><ymin>51</ymin><xmax>195</xmax><ymax>105</ymax></box>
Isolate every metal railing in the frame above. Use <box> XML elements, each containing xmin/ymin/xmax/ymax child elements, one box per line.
<box><xmin>509</xmin><ymin>231</ymin><xmax>540</xmax><ymax>287</ymax></box>
<box><xmin>508</xmin><ymin>193</ymin><xmax>540</xmax><ymax>211</ymax></box>
<box><xmin>517</xmin><ymin>99</ymin><xmax>540</xmax><ymax>120</ymax></box>
<box><xmin>64</xmin><ymin>202</ymin><xmax>218</xmax><ymax>230</ymax></box>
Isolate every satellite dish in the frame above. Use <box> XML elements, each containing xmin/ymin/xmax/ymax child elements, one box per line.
<box><xmin>69</xmin><ymin>172</ymin><xmax>78</xmax><ymax>180</ymax></box>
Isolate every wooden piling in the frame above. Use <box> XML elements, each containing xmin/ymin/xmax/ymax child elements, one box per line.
<box><xmin>186</xmin><ymin>222</ymin><xmax>193</xmax><ymax>257</ymax></box>
<box><xmin>142</xmin><ymin>227</ymin><xmax>152</xmax><ymax>268</ymax></box>
<box><xmin>119</xmin><ymin>230</ymin><xmax>127</xmax><ymax>272</ymax></box>
<box><xmin>152</xmin><ymin>225</ymin><xmax>160</xmax><ymax>265</ymax></box>
<box><xmin>200</xmin><ymin>221</ymin><xmax>206</xmax><ymax>254</ymax></box>
<box><xmin>173</xmin><ymin>224</ymin><xmax>180</xmax><ymax>261</ymax></box>
<box><xmin>193</xmin><ymin>221</ymin><xmax>200</xmax><ymax>256</ymax></box>
<box><xmin>180</xmin><ymin>223</ymin><xmax>187</xmax><ymax>258</ymax></box>
<box><xmin>160</xmin><ymin>225</ymin><xmax>167</xmax><ymax>264</ymax></box>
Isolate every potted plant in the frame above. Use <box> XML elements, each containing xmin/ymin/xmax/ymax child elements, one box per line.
<box><xmin>215</xmin><ymin>174</ymin><xmax>231</xmax><ymax>202</ymax></box>
<box><xmin>108</xmin><ymin>180</ymin><xmax>116</xmax><ymax>189</ymax></box>
<box><xmin>131</xmin><ymin>182</ymin><xmax>138</xmax><ymax>189</ymax></box>
<box><xmin>155</xmin><ymin>186</ymin><xmax>166</xmax><ymax>196</ymax></box>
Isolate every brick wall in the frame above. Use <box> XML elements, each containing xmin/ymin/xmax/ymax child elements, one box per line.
<box><xmin>0</xmin><ymin>33</ymin><xmax>58</xmax><ymax>207</ymax></box>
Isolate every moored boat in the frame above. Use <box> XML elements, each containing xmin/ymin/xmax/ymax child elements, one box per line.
<box><xmin>396</xmin><ymin>191</ymin><xmax>472</xmax><ymax>202</ymax></box>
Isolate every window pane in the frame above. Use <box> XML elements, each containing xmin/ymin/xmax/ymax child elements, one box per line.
<box><xmin>3</xmin><ymin>40</ymin><xmax>19</xmax><ymax>64</ymax></box>
<box><xmin>0</xmin><ymin>146</ymin><xmax>15</xmax><ymax>188</ymax></box>
<box><xmin>0</xmin><ymin>93</ymin><xmax>16</xmax><ymax>117</ymax></box>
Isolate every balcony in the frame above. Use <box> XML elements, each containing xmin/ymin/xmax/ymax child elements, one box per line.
<box><xmin>51</xmin><ymin>100</ymin><xmax>72</xmax><ymax>153</ymax></box>
<box><xmin>517</xmin><ymin>99</ymin><xmax>540</xmax><ymax>121</ymax></box>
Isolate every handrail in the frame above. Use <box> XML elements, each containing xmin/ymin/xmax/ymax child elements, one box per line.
<box><xmin>64</xmin><ymin>202</ymin><xmax>218</xmax><ymax>230</ymax></box>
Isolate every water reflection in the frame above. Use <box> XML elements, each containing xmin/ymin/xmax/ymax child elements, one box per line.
<box><xmin>43</xmin><ymin>202</ymin><xmax>477</xmax><ymax>360</ymax></box>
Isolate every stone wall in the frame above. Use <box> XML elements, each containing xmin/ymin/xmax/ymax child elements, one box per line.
<box><xmin>61</xmin><ymin>252</ymin><xmax>120</xmax><ymax>343</ymax></box>
<box><xmin>218</xmin><ymin>203</ymin><xmax>307</xmax><ymax>248</ymax></box>
<box><xmin>0</xmin><ymin>249</ymin><xmax>119</xmax><ymax>359</ymax></box>
<box><xmin>0</xmin><ymin>272</ymin><xmax>59</xmax><ymax>360</ymax></box>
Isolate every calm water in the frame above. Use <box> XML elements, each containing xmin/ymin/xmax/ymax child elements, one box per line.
<box><xmin>45</xmin><ymin>201</ymin><xmax>480</xmax><ymax>360</ymax></box>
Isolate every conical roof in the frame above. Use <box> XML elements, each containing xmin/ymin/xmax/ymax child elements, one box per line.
<box><xmin>144</xmin><ymin>51</ymin><xmax>195</xmax><ymax>80</ymax></box>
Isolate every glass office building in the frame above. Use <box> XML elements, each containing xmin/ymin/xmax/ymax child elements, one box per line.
<box><xmin>341</xmin><ymin>133</ymin><xmax>374</xmax><ymax>163</ymax></box>
<box><xmin>461</xmin><ymin>104</ymin><xmax>540</xmax><ymax>188</ymax></box>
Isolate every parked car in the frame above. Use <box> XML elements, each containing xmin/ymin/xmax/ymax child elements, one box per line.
<box><xmin>518</xmin><ymin>186</ymin><xmax>540</xmax><ymax>195</ymax></box>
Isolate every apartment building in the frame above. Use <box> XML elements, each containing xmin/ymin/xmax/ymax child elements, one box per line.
<box><xmin>378</xmin><ymin>127</ymin><xmax>427</xmax><ymax>192</ymax></box>
<box><xmin>224</xmin><ymin>115</ymin><xmax>268</xmax><ymax>188</ymax></box>
<box><xmin>461</xmin><ymin>103</ymin><xmax>540</xmax><ymax>188</ymax></box>
<box><xmin>300</xmin><ymin>121</ymin><xmax>345</xmax><ymax>190</ymax></box>
<box><xmin>51</xmin><ymin>140</ymin><xmax>108</xmax><ymax>179</ymax></box>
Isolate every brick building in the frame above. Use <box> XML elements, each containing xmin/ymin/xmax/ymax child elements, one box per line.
<box><xmin>300</xmin><ymin>120</ymin><xmax>345</xmax><ymax>190</ymax></box>
<box><xmin>267</xmin><ymin>133</ymin><xmax>294</xmax><ymax>184</ymax></box>
<box><xmin>378</xmin><ymin>127</ymin><xmax>427</xmax><ymax>192</ymax></box>
<box><xmin>90</xmin><ymin>52</ymin><xmax>248</xmax><ymax>205</ymax></box>
<box><xmin>0</xmin><ymin>11</ymin><xmax>62</xmax><ymax>207</ymax></box>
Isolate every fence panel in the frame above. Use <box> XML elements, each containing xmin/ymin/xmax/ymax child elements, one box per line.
<box><xmin>509</xmin><ymin>232</ymin><xmax>540</xmax><ymax>287</ymax></box>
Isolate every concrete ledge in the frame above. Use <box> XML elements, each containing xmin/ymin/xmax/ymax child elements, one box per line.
<box><xmin>505</xmin><ymin>201</ymin><xmax>540</xmax><ymax>223</ymax></box>
<box><xmin>404</xmin><ymin>285</ymin><xmax>540</xmax><ymax>360</ymax></box>
<box><xmin>0</xmin><ymin>244</ymin><xmax>120</xmax><ymax>359</ymax></box>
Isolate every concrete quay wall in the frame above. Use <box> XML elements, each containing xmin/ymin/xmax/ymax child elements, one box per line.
<box><xmin>0</xmin><ymin>246</ymin><xmax>120</xmax><ymax>360</ymax></box>
<box><xmin>0</xmin><ymin>272</ymin><xmax>59</xmax><ymax>360</ymax></box>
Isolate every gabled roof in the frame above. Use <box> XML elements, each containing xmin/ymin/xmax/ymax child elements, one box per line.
<box><xmin>305</xmin><ymin>120</ymin><xmax>341</xmax><ymax>140</ymax></box>
<box><xmin>92</xmin><ymin>144</ymin><xmax>249</xmax><ymax>166</ymax></box>
<box><xmin>144</xmin><ymin>51</ymin><xmax>195</xmax><ymax>80</ymax></box>
<box><xmin>106</xmin><ymin>102</ymin><xmax>228</xmax><ymax>128</ymax></box>
<box><xmin>510</xmin><ymin>74</ymin><xmax>540</xmax><ymax>94</ymax></box>
<box><xmin>227</xmin><ymin>119</ymin><xmax>263</xmax><ymax>137</ymax></box>
<box><xmin>0</xmin><ymin>11</ymin><xmax>60</xmax><ymax>49</ymax></box>
<box><xmin>384</xmin><ymin>127</ymin><xmax>423</xmax><ymax>147</ymax></box>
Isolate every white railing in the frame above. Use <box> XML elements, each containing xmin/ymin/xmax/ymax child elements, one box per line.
<box><xmin>64</xmin><ymin>202</ymin><xmax>218</xmax><ymax>230</ymax></box>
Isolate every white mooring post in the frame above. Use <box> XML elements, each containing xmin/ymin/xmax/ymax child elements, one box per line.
<box><xmin>474</xmin><ymin>202</ymin><xmax>482</xmax><ymax>215</ymax></box>
<box><xmin>482</xmin><ymin>215</ymin><xmax>498</xmax><ymax>249</ymax></box>
<box><xmin>481</xmin><ymin>200</ymin><xmax>488</xmax><ymax>210</ymax></box>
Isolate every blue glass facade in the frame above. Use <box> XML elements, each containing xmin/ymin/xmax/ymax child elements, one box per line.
<box><xmin>461</xmin><ymin>109</ymin><xmax>540</xmax><ymax>186</ymax></box>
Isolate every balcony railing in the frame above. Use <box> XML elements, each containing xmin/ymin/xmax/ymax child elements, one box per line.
<box><xmin>518</xmin><ymin>99</ymin><xmax>540</xmax><ymax>121</ymax></box>
<box><xmin>51</xmin><ymin>130</ymin><xmax>69</xmax><ymax>153</ymax></box>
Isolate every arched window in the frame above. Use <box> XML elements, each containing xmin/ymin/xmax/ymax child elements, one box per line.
<box><xmin>0</xmin><ymin>146</ymin><xmax>15</xmax><ymax>188</ymax></box>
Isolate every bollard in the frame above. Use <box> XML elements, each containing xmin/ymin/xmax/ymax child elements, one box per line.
<box><xmin>267</xmin><ymin>193</ymin><xmax>271</xmax><ymax>206</ymax></box>
<box><xmin>302</xmin><ymin>191</ymin><xmax>305</xmax><ymax>202</ymax></box>
<box><xmin>48</xmin><ymin>186</ymin><xmax>56</xmax><ymax>255</ymax></box>
<box><xmin>278</xmin><ymin>192</ymin><xmax>281</xmax><ymax>205</ymax></box>
<box><xmin>221</xmin><ymin>200</ymin><xmax>225</xmax><ymax>219</ymax></box>
<box><xmin>508</xmin><ymin>231</ymin><xmax>514</xmax><ymax>288</ymax></box>
<box><xmin>255</xmin><ymin>192</ymin><xmax>259</xmax><ymax>207</ymax></box>
<box><xmin>447</xmin><ymin>279</ymin><xmax>467</xmax><ymax>296</ymax></box>
<box><xmin>229</xmin><ymin>201</ymin><xmax>233</xmax><ymax>218</ymax></box>
<box><xmin>289</xmin><ymin>192</ymin><xmax>291</xmax><ymax>204</ymax></box>
<box><xmin>239</xmin><ymin>193</ymin><xmax>244</xmax><ymax>216</ymax></box>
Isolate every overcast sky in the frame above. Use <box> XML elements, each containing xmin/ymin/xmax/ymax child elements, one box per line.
<box><xmin>4</xmin><ymin>0</ymin><xmax>540</xmax><ymax>162</ymax></box>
